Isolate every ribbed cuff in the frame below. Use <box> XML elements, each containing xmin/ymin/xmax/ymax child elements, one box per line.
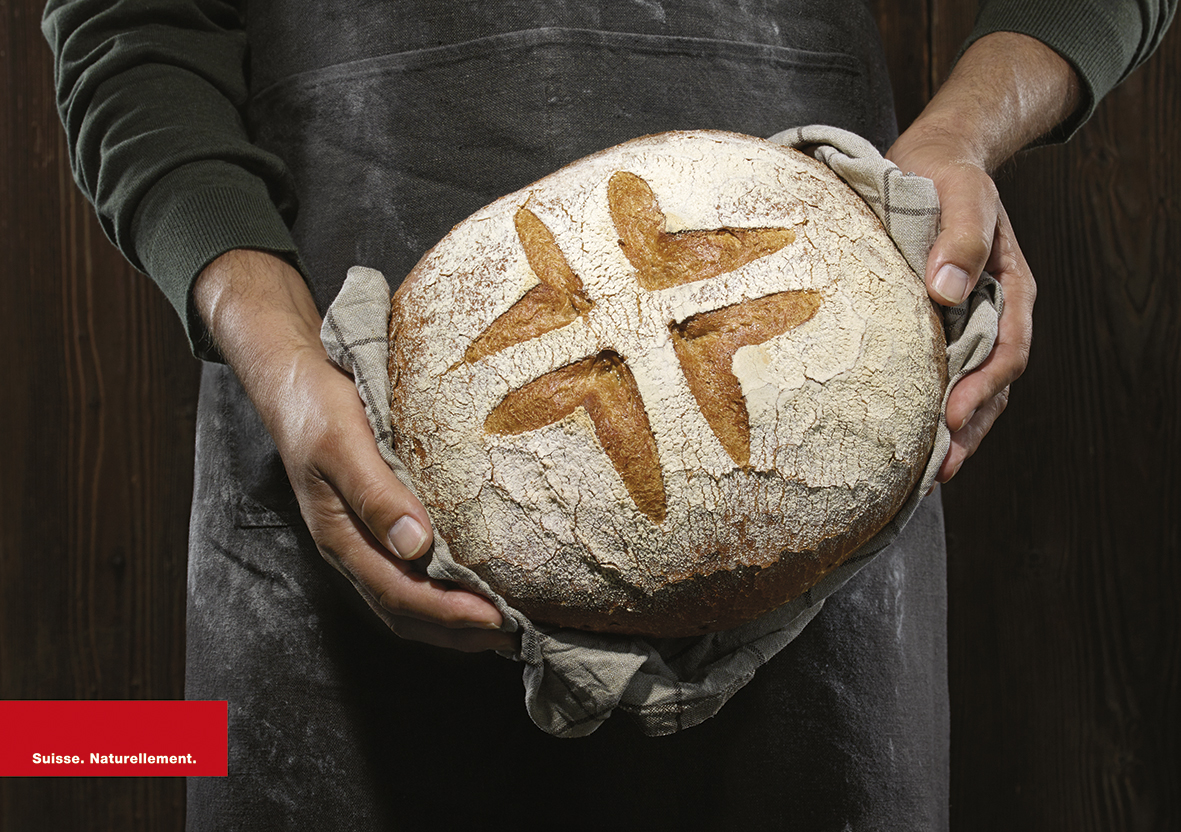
<box><xmin>964</xmin><ymin>0</ymin><xmax>1143</xmax><ymax>141</ymax></box>
<box><xmin>132</xmin><ymin>161</ymin><xmax>305</xmax><ymax>361</ymax></box>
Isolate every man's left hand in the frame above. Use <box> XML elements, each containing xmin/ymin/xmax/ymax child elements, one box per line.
<box><xmin>886</xmin><ymin>134</ymin><xmax>1035</xmax><ymax>484</ymax></box>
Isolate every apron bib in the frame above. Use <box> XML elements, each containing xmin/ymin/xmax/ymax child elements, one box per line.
<box><xmin>184</xmin><ymin>3</ymin><xmax>949</xmax><ymax>829</ymax></box>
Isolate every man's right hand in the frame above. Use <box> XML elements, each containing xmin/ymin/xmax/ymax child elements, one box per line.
<box><xmin>195</xmin><ymin>249</ymin><xmax>516</xmax><ymax>653</ymax></box>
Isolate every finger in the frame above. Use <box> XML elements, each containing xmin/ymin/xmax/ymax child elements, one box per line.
<box><xmin>336</xmin><ymin>558</ymin><xmax>517</xmax><ymax>652</ymax></box>
<box><xmin>944</xmin><ymin>335</ymin><xmax>1024</xmax><ymax>432</ymax></box>
<box><xmin>925</xmin><ymin>164</ymin><xmax>1000</xmax><ymax>306</ymax></box>
<box><xmin>310</xmin><ymin>372</ymin><xmax>435</xmax><ymax>561</ymax></box>
<box><xmin>337</xmin><ymin>555</ymin><xmax>517</xmax><ymax>652</ymax></box>
<box><xmin>383</xmin><ymin>615</ymin><xmax>520</xmax><ymax>654</ymax></box>
<box><xmin>306</xmin><ymin>484</ymin><xmax>506</xmax><ymax>629</ymax></box>
<box><xmin>944</xmin><ymin>207</ymin><xmax>1035</xmax><ymax>432</ymax></box>
<box><xmin>364</xmin><ymin>545</ymin><xmax>505</xmax><ymax>628</ymax></box>
<box><xmin>335</xmin><ymin>451</ymin><xmax>433</xmax><ymax>561</ymax></box>
<box><xmin>938</xmin><ymin>385</ymin><xmax>1010</xmax><ymax>483</ymax></box>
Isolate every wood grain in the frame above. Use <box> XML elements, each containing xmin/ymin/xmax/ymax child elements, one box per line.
<box><xmin>0</xmin><ymin>0</ymin><xmax>195</xmax><ymax>827</ymax></box>
<box><xmin>885</xmin><ymin>4</ymin><xmax>1181</xmax><ymax>830</ymax></box>
<box><xmin>869</xmin><ymin>0</ymin><xmax>931</xmax><ymax>129</ymax></box>
<box><xmin>875</xmin><ymin>4</ymin><xmax>1180</xmax><ymax>825</ymax></box>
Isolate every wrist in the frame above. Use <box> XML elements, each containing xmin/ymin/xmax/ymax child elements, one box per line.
<box><xmin>194</xmin><ymin>248</ymin><xmax>330</xmax><ymax>425</ymax></box>
<box><xmin>195</xmin><ymin>248</ymin><xmax>322</xmax><ymax>355</ymax></box>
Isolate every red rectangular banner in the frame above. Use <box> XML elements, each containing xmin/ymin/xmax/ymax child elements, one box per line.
<box><xmin>0</xmin><ymin>701</ymin><xmax>227</xmax><ymax>777</ymax></box>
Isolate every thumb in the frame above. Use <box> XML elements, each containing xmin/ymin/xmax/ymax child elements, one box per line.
<box><xmin>924</xmin><ymin>162</ymin><xmax>1000</xmax><ymax>307</ymax></box>
<box><xmin>315</xmin><ymin>400</ymin><xmax>435</xmax><ymax>561</ymax></box>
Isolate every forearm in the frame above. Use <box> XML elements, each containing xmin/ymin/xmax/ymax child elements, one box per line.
<box><xmin>904</xmin><ymin>32</ymin><xmax>1081</xmax><ymax>172</ymax></box>
<box><xmin>968</xmin><ymin>0</ymin><xmax>1177</xmax><ymax>139</ymax></box>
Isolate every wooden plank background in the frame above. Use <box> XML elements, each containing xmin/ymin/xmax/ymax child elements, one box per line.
<box><xmin>2</xmin><ymin>1</ymin><xmax>1178</xmax><ymax>829</ymax></box>
<box><xmin>1</xmin><ymin>0</ymin><xmax>194</xmax><ymax>826</ymax></box>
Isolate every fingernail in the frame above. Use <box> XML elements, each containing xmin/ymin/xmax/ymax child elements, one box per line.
<box><xmin>932</xmin><ymin>264</ymin><xmax>970</xmax><ymax>305</ymax></box>
<box><xmin>956</xmin><ymin>409</ymin><xmax>976</xmax><ymax>432</ymax></box>
<box><xmin>388</xmin><ymin>516</ymin><xmax>428</xmax><ymax>559</ymax></box>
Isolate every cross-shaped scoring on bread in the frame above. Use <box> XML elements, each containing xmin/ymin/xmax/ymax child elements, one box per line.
<box><xmin>476</xmin><ymin>171</ymin><xmax>822</xmax><ymax>524</ymax></box>
<box><xmin>388</xmin><ymin>131</ymin><xmax>945</xmax><ymax>636</ymax></box>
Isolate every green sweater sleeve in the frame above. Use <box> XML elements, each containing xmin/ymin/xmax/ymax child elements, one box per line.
<box><xmin>42</xmin><ymin>0</ymin><xmax>304</xmax><ymax>360</ymax></box>
<box><xmin>969</xmin><ymin>0</ymin><xmax>1178</xmax><ymax>140</ymax></box>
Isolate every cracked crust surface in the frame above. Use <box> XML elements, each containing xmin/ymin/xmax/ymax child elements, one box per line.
<box><xmin>388</xmin><ymin>130</ymin><xmax>947</xmax><ymax>637</ymax></box>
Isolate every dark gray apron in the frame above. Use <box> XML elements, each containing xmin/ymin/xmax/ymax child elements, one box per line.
<box><xmin>185</xmin><ymin>3</ymin><xmax>949</xmax><ymax>829</ymax></box>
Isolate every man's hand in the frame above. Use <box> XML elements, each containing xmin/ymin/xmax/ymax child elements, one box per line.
<box><xmin>195</xmin><ymin>249</ymin><xmax>516</xmax><ymax>652</ymax></box>
<box><xmin>886</xmin><ymin>136</ymin><xmax>1036</xmax><ymax>483</ymax></box>
<box><xmin>886</xmin><ymin>32</ymin><xmax>1080</xmax><ymax>483</ymax></box>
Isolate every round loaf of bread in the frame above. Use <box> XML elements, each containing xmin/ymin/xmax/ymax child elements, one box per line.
<box><xmin>388</xmin><ymin>130</ymin><xmax>946</xmax><ymax>637</ymax></box>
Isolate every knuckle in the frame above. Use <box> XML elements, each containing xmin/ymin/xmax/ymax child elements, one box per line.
<box><xmin>294</xmin><ymin>408</ymin><xmax>343</xmax><ymax>459</ymax></box>
<box><xmin>350</xmin><ymin>481</ymin><xmax>394</xmax><ymax>530</ymax></box>
<box><xmin>939</xmin><ymin>230</ymin><xmax>992</xmax><ymax>276</ymax></box>
<box><xmin>994</xmin><ymin>385</ymin><xmax>1011</xmax><ymax>413</ymax></box>
<box><xmin>376</xmin><ymin>587</ymin><xmax>409</xmax><ymax>618</ymax></box>
<box><xmin>1014</xmin><ymin>345</ymin><xmax>1031</xmax><ymax>376</ymax></box>
<box><xmin>1023</xmin><ymin>271</ymin><xmax>1038</xmax><ymax>305</ymax></box>
<box><xmin>387</xmin><ymin>617</ymin><xmax>412</xmax><ymax>641</ymax></box>
<box><xmin>998</xmin><ymin>347</ymin><xmax>1029</xmax><ymax>388</ymax></box>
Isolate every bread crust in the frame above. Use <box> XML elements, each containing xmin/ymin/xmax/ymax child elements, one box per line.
<box><xmin>389</xmin><ymin>130</ymin><xmax>946</xmax><ymax>637</ymax></box>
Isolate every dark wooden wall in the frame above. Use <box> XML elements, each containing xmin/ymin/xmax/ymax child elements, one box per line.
<box><xmin>875</xmin><ymin>3</ymin><xmax>1181</xmax><ymax>829</ymax></box>
<box><xmin>1</xmin><ymin>0</ymin><xmax>195</xmax><ymax>826</ymax></box>
<box><xmin>2</xmin><ymin>1</ymin><xmax>1178</xmax><ymax>829</ymax></box>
